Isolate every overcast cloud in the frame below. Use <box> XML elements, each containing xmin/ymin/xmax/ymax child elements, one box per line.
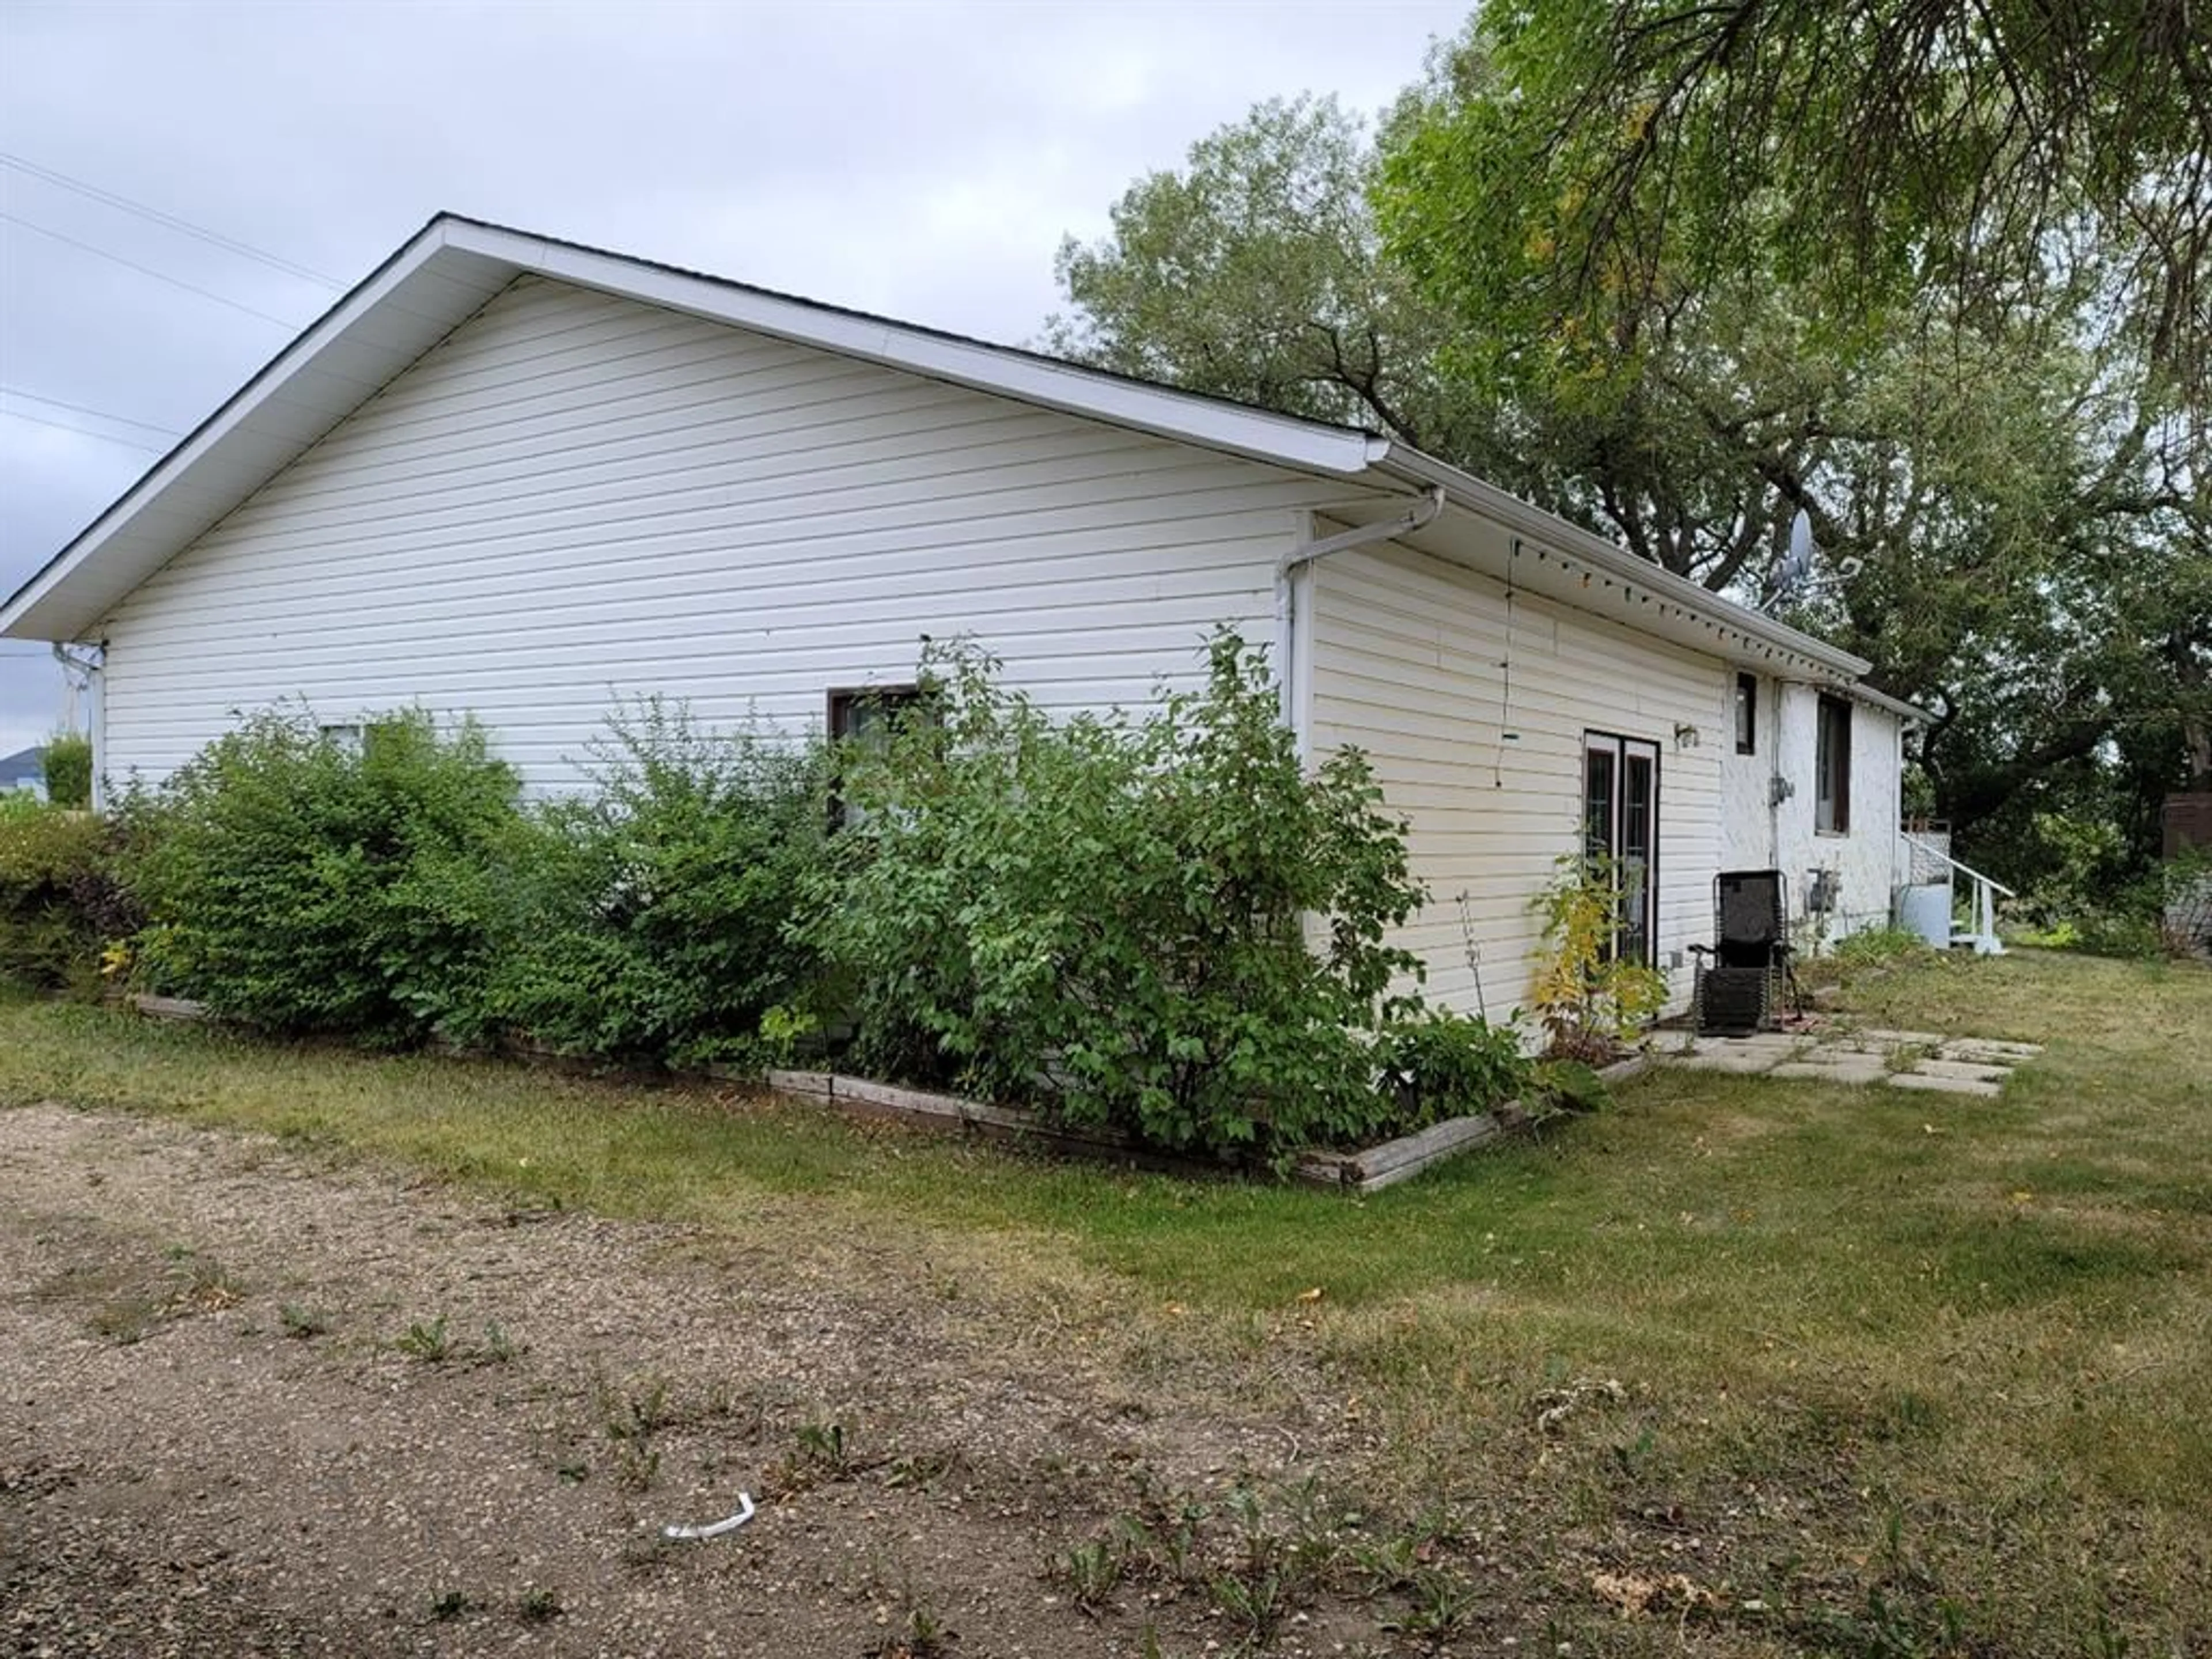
<box><xmin>0</xmin><ymin>0</ymin><xmax>1466</xmax><ymax>764</ymax></box>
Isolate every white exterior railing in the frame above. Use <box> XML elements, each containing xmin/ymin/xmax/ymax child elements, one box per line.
<box><xmin>1902</xmin><ymin>832</ymin><xmax>2015</xmax><ymax>955</ymax></box>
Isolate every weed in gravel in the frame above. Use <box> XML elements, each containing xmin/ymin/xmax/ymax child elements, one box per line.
<box><xmin>393</xmin><ymin>1315</ymin><xmax>452</xmax><ymax>1361</ymax></box>
<box><xmin>1208</xmin><ymin>1564</ymin><xmax>1288</xmax><ymax>1647</ymax></box>
<box><xmin>793</xmin><ymin>1418</ymin><xmax>854</xmax><ymax>1475</ymax></box>
<box><xmin>1056</xmin><ymin>1539</ymin><xmax>1122</xmax><ymax>1612</ymax></box>
<box><xmin>873</xmin><ymin>1601</ymin><xmax>954</xmax><ymax>1657</ymax></box>
<box><xmin>171</xmin><ymin>1251</ymin><xmax>240</xmax><ymax>1311</ymax></box>
<box><xmin>884</xmin><ymin>1449</ymin><xmax>960</xmax><ymax>1492</ymax></box>
<box><xmin>88</xmin><ymin>1294</ymin><xmax>162</xmax><ymax>1345</ymax></box>
<box><xmin>1382</xmin><ymin>1566</ymin><xmax>1480</xmax><ymax>1638</ymax></box>
<box><xmin>594</xmin><ymin>1372</ymin><xmax>673</xmax><ymax>1491</ymax></box>
<box><xmin>278</xmin><ymin>1302</ymin><xmax>330</xmax><ymax>1339</ymax></box>
<box><xmin>479</xmin><ymin>1320</ymin><xmax>519</xmax><ymax>1363</ymax></box>
<box><xmin>514</xmin><ymin>1585</ymin><xmax>563</xmax><ymax>1624</ymax></box>
<box><xmin>597</xmin><ymin>1371</ymin><xmax>671</xmax><ymax>1441</ymax></box>
<box><xmin>610</xmin><ymin>1438</ymin><xmax>661</xmax><ymax>1493</ymax></box>
<box><xmin>427</xmin><ymin>1588</ymin><xmax>476</xmax><ymax>1622</ymax></box>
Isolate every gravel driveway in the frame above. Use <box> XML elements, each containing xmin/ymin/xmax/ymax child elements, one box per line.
<box><xmin>1</xmin><ymin>1101</ymin><xmax>1395</xmax><ymax>1657</ymax></box>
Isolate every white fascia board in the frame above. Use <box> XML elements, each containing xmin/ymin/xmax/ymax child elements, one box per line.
<box><xmin>1372</xmin><ymin>445</ymin><xmax>1874</xmax><ymax>680</ymax></box>
<box><xmin>1848</xmin><ymin>682</ymin><xmax>1936</xmax><ymax>727</ymax></box>
<box><xmin>451</xmin><ymin>222</ymin><xmax>1378</xmax><ymax>478</ymax></box>
<box><xmin>0</xmin><ymin>218</ymin><xmax>507</xmax><ymax>642</ymax></box>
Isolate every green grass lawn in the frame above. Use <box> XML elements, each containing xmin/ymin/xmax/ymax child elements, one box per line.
<box><xmin>3</xmin><ymin>946</ymin><xmax>2207</xmax><ymax>1653</ymax></box>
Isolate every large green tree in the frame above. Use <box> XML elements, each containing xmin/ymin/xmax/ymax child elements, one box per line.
<box><xmin>1051</xmin><ymin>12</ymin><xmax>2211</xmax><ymax>888</ymax></box>
<box><xmin>1424</xmin><ymin>0</ymin><xmax>2212</xmax><ymax>412</ymax></box>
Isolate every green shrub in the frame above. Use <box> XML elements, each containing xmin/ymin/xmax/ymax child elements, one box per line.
<box><xmin>1371</xmin><ymin>1007</ymin><xmax>1532</xmax><ymax>1126</ymax></box>
<box><xmin>40</xmin><ymin>731</ymin><xmax>93</xmax><ymax>809</ymax></box>
<box><xmin>487</xmin><ymin>699</ymin><xmax>831</xmax><ymax>1069</ymax></box>
<box><xmin>1527</xmin><ymin>854</ymin><xmax>1669</xmax><ymax>1060</ymax></box>
<box><xmin>2017</xmin><ymin>847</ymin><xmax>2212</xmax><ymax>960</ymax></box>
<box><xmin>126</xmin><ymin>707</ymin><xmax>520</xmax><ymax>1043</ymax></box>
<box><xmin>1830</xmin><ymin>924</ymin><xmax>1940</xmax><ymax>968</ymax></box>
<box><xmin>803</xmin><ymin>632</ymin><xmax>1429</xmax><ymax>1160</ymax></box>
<box><xmin>0</xmin><ymin>794</ymin><xmax>104</xmax><ymax>993</ymax></box>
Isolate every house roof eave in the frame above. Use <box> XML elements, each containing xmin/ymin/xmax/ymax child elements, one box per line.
<box><xmin>1370</xmin><ymin>446</ymin><xmax>1875</xmax><ymax>684</ymax></box>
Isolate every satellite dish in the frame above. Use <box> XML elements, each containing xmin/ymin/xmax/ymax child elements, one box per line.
<box><xmin>1764</xmin><ymin>508</ymin><xmax>1816</xmax><ymax>612</ymax></box>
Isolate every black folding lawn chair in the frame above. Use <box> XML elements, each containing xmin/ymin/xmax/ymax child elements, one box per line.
<box><xmin>1689</xmin><ymin>869</ymin><xmax>1800</xmax><ymax>1036</ymax></box>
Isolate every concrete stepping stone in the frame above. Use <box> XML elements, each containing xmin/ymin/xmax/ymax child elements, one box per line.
<box><xmin>1772</xmin><ymin>1059</ymin><xmax>1891</xmax><ymax>1085</ymax></box>
<box><xmin>1853</xmin><ymin>1028</ymin><xmax>1947</xmax><ymax>1045</ymax></box>
<box><xmin>1913</xmin><ymin>1058</ymin><xmax>2012</xmax><ymax>1083</ymax></box>
<box><xmin>1671</xmin><ymin>1051</ymin><xmax>1789</xmax><ymax>1074</ymax></box>
<box><xmin>1885</xmin><ymin>1071</ymin><xmax>2002</xmax><ymax>1098</ymax></box>
<box><xmin>1937</xmin><ymin>1039</ymin><xmax>2044</xmax><ymax>1063</ymax></box>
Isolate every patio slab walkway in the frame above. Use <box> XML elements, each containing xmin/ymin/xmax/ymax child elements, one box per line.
<box><xmin>1657</xmin><ymin>1023</ymin><xmax>2043</xmax><ymax>1097</ymax></box>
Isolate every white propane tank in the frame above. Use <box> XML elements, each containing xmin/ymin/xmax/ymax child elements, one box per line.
<box><xmin>1896</xmin><ymin>883</ymin><xmax>1952</xmax><ymax>950</ymax></box>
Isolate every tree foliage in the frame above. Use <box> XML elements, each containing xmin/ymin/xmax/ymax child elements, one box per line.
<box><xmin>1423</xmin><ymin>0</ymin><xmax>2212</xmax><ymax>410</ymax></box>
<box><xmin>0</xmin><ymin>794</ymin><xmax>104</xmax><ymax>994</ymax></box>
<box><xmin>40</xmin><ymin>731</ymin><xmax>92</xmax><ymax>809</ymax></box>
<box><xmin>1050</xmin><ymin>6</ymin><xmax>2212</xmax><ymax>891</ymax></box>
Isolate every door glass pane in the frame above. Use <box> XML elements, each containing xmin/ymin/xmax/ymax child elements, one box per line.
<box><xmin>1620</xmin><ymin>753</ymin><xmax>1654</xmax><ymax>963</ymax></box>
<box><xmin>1584</xmin><ymin>749</ymin><xmax>1616</xmax><ymax>861</ymax></box>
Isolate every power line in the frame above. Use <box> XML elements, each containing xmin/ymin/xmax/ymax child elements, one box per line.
<box><xmin>0</xmin><ymin>152</ymin><xmax>342</xmax><ymax>287</ymax></box>
<box><xmin>0</xmin><ymin>405</ymin><xmax>169</xmax><ymax>453</ymax></box>
<box><xmin>0</xmin><ymin>384</ymin><xmax>182</xmax><ymax>438</ymax></box>
<box><xmin>0</xmin><ymin>211</ymin><xmax>304</xmax><ymax>329</ymax></box>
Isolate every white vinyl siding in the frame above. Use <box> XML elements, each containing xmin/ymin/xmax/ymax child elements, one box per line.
<box><xmin>1306</xmin><ymin>538</ymin><xmax>1726</xmax><ymax>1020</ymax></box>
<box><xmin>95</xmin><ymin>275</ymin><xmax>1333</xmax><ymax>791</ymax></box>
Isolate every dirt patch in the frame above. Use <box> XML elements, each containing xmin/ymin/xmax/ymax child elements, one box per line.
<box><xmin>0</xmin><ymin>1101</ymin><xmax>1498</xmax><ymax>1657</ymax></box>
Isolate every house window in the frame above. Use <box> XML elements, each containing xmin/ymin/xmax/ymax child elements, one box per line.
<box><xmin>1734</xmin><ymin>673</ymin><xmax>1758</xmax><ymax>755</ymax></box>
<box><xmin>320</xmin><ymin>719</ymin><xmax>403</xmax><ymax>759</ymax></box>
<box><xmin>827</xmin><ymin>684</ymin><xmax>928</xmax><ymax>827</ymax></box>
<box><xmin>828</xmin><ymin>685</ymin><xmax>926</xmax><ymax>746</ymax></box>
<box><xmin>1815</xmin><ymin>694</ymin><xmax>1852</xmax><ymax>834</ymax></box>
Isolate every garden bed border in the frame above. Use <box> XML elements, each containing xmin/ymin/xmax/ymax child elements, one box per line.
<box><xmin>126</xmin><ymin>995</ymin><xmax>1650</xmax><ymax>1194</ymax></box>
<box><xmin>767</xmin><ymin>1056</ymin><xmax>1653</xmax><ymax>1195</ymax></box>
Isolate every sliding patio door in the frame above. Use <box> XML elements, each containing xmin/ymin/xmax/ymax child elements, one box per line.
<box><xmin>1583</xmin><ymin>733</ymin><xmax>1660</xmax><ymax>964</ymax></box>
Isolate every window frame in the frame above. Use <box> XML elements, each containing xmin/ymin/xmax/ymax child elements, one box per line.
<box><xmin>1815</xmin><ymin>692</ymin><xmax>1853</xmax><ymax>835</ymax></box>
<box><xmin>1734</xmin><ymin>672</ymin><xmax>1758</xmax><ymax>756</ymax></box>
<box><xmin>826</xmin><ymin>683</ymin><xmax>929</xmax><ymax>830</ymax></box>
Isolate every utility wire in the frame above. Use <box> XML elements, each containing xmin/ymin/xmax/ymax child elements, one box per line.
<box><xmin>0</xmin><ymin>405</ymin><xmax>169</xmax><ymax>453</ymax></box>
<box><xmin>0</xmin><ymin>151</ymin><xmax>342</xmax><ymax>287</ymax></box>
<box><xmin>0</xmin><ymin>384</ymin><xmax>182</xmax><ymax>438</ymax></box>
<box><xmin>1</xmin><ymin>211</ymin><xmax>304</xmax><ymax>328</ymax></box>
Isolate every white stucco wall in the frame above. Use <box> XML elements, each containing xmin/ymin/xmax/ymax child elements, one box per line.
<box><xmin>1720</xmin><ymin>675</ymin><xmax>1906</xmax><ymax>948</ymax></box>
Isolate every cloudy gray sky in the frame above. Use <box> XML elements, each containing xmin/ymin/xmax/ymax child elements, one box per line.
<box><xmin>0</xmin><ymin>0</ymin><xmax>1467</xmax><ymax>764</ymax></box>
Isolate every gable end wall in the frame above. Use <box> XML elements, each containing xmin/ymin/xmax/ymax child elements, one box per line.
<box><xmin>93</xmin><ymin>274</ymin><xmax>1342</xmax><ymax>791</ymax></box>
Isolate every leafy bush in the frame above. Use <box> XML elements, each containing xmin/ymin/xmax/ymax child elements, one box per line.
<box><xmin>126</xmin><ymin>707</ymin><xmax>520</xmax><ymax>1043</ymax></box>
<box><xmin>1371</xmin><ymin>1007</ymin><xmax>1532</xmax><ymax>1126</ymax></box>
<box><xmin>487</xmin><ymin>700</ymin><xmax>831</xmax><ymax>1069</ymax></box>
<box><xmin>1829</xmin><ymin>924</ymin><xmax>1940</xmax><ymax>969</ymax></box>
<box><xmin>2016</xmin><ymin>847</ymin><xmax>2212</xmax><ymax>960</ymax></box>
<box><xmin>1796</xmin><ymin>923</ymin><xmax>1943</xmax><ymax>990</ymax></box>
<box><xmin>1527</xmin><ymin>854</ymin><xmax>1669</xmax><ymax>1060</ymax></box>
<box><xmin>803</xmin><ymin>632</ymin><xmax>1429</xmax><ymax>1159</ymax></box>
<box><xmin>41</xmin><ymin>731</ymin><xmax>93</xmax><ymax>809</ymax></box>
<box><xmin>0</xmin><ymin>794</ymin><xmax>104</xmax><ymax>994</ymax></box>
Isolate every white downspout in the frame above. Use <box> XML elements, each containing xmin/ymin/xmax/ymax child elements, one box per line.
<box><xmin>1275</xmin><ymin>486</ymin><xmax>1445</xmax><ymax>753</ymax></box>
